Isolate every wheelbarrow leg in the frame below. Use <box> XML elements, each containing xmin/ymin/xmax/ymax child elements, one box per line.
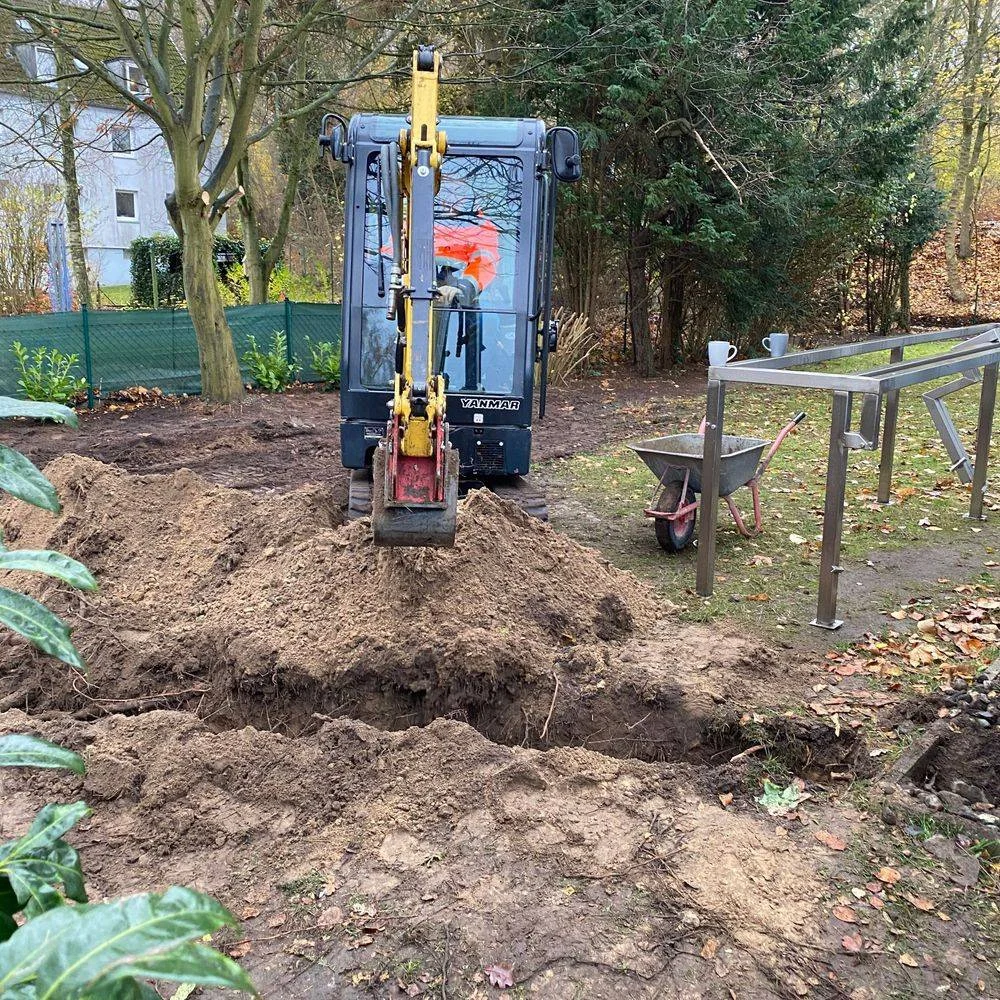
<box><xmin>812</xmin><ymin>390</ymin><xmax>851</xmax><ymax>629</ymax></box>
<box><xmin>696</xmin><ymin>379</ymin><xmax>725</xmax><ymax>596</ymax></box>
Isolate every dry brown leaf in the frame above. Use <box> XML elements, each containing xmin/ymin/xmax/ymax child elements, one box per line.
<box><xmin>832</xmin><ymin>905</ymin><xmax>858</xmax><ymax>924</ymax></box>
<box><xmin>904</xmin><ymin>895</ymin><xmax>935</xmax><ymax>912</ymax></box>
<box><xmin>814</xmin><ymin>830</ymin><xmax>848</xmax><ymax>851</ymax></box>
<box><xmin>745</xmin><ymin>593</ymin><xmax>770</xmax><ymax>602</ymax></box>
<box><xmin>876</xmin><ymin>867</ymin><xmax>901</xmax><ymax>885</ymax></box>
<box><xmin>484</xmin><ymin>964</ymin><xmax>514</xmax><ymax>989</ymax></box>
<box><xmin>841</xmin><ymin>932</ymin><xmax>863</xmax><ymax>954</ymax></box>
<box><xmin>268</xmin><ymin>913</ymin><xmax>287</xmax><ymax>928</ymax></box>
<box><xmin>701</xmin><ymin>937</ymin><xmax>720</xmax><ymax>960</ymax></box>
<box><xmin>869</xmin><ymin>896</ymin><xmax>885</xmax><ymax>911</ymax></box>
<box><xmin>898</xmin><ymin>953</ymin><xmax>920</xmax><ymax>968</ymax></box>
<box><xmin>228</xmin><ymin>941</ymin><xmax>252</xmax><ymax>959</ymax></box>
<box><xmin>719</xmin><ymin>792</ymin><xmax>734</xmax><ymax>807</ymax></box>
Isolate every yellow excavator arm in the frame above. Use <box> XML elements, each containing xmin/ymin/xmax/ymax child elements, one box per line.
<box><xmin>371</xmin><ymin>46</ymin><xmax>460</xmax><ymax>547</ymax></box>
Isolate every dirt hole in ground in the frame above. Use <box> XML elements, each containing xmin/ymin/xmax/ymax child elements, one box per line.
<box><xmin>0</xmin><ymin>456</ymin><xmax>860</xmax><ymax>776</ymax></box>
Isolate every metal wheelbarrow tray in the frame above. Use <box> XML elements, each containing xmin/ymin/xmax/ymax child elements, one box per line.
<box><xmin>630</xmin><ymin>434</ymin><xmax>768</xmax><ymax>498</ymax></box>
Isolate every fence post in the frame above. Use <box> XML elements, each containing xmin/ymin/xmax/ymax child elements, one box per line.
<box><xmin>81</xmin><ymin>303</ymin><xmax>94</xmax><ymax>410</ymax></box>
<box><xmin>284</xmin><ymin>296</ymin><xmax>293</xmax><ymax>365</ymax></box>
<box><xmin>149</xmin><ymin>246</ymin><xmax>160</xmax><ymax>309</ymax></box>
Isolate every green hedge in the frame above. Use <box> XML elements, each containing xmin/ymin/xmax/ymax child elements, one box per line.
<box><xmin>129</xmin><ymin>235</ymin><xmax>269</xmax><ymax>307</ymax></box>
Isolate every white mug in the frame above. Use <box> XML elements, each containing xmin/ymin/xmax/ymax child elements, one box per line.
<box><xmin>708</xmin><ymin>340</ymin><xmax>738</xmax><ymax>366</ymax></box>
<box><xmin>762</xmin><ymin>332</ymin><xmax>789</xmax><ymax>358</ymax></box>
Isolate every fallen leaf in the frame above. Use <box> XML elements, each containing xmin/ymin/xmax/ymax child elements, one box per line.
<box><xmin>876</xmin><ymin>867</ymin><xmax>901</xmax><ymax>885</ymax></box>
<box><xmin>814</xmin><ymin>830</ymin><xmax>847</xmax><ymax>851</ymax></box>
<box><xmin>869</xmin><ymin>896</ymin><xmax>884</xmax><ymax>911</ymax></box>
<box><xmin>268</xmin><ymin>913</ymin><xmax>287</xmax><ymax>928</ymax></box>
<box><xmin>917</xmin><ymin>619</ymin><xmax>938</xmax><ymax>634</ymax></box>
<box><xmin>899</xmin><ymin>953</ymin><xmax>920</xmax><ymax>968</ymax></box>
<box><xmin>841</xmin><ymin>931</ymin><xmax>863</xmax><ymax>954</ymax></box>
<box><xmin>904</xmin><ymin>895</ymin><xmax>935</xmax><ymax>912</ymax></box>
<box><xmin>228</xmin><ymin>941</ymin><xmax>252</xmax><ymax>959</ymax></box>
<box><xmin>701</xmin><ymin>936</ymin><xmax>720</xmax><ymax>960</ymax></box>
<box><xmin>745</xmin><ymin>592</ymin><xmax>770</xmax><ymax>602</ymax></box>
<box><xmin>238</xmin><ymin>905</ymin><xmax>261</xmax><ymax>920</ymax></box>
<box><xmin>484</xmin><ymin>964</ymin><xmax>514</xmax><ymax>989</ymax></box>
<box><xmin>832</xmin><ymin>905</ymin><xmax>858</xmax><ymax>924</ymax></box>
<box><xmin>719</xmin><ymin>792</ymin><xmax>734</xmax><ymax>807</ymax></box>
<box><xmin>317</xmin><ymin>905</ymin><xmax>345</xmax><ymax>929</ymax></box>
<box><xmin>789</xmin><ymin>533</ymin><xmax>807</xmax><ymax>545</ymax></box>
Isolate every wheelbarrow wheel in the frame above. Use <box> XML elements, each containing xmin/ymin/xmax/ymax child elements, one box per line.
<box><xmin>654</xmin><ymin>481</ymin><xmax>697</xmax><ymax>553</ymax></box>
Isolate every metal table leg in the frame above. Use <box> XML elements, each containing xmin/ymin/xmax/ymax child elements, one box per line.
<box><xmin>696</xmin><ymin>379</ymin><xmax>725</xmax><ymax>597</ymax></box>
<box><xmin>877</xmin><ymin>346</ymin><xmax>903</xmax><ymax>503</ymax></box>
<box><xmin>970</xmin><ymin>362</ymin><xmax>998</xmax><ymax>521</ymax></box>
<box><xmin>812</xmin><ymin>390</ymin><xmax>851</xmax><ymax>629</ymax></box>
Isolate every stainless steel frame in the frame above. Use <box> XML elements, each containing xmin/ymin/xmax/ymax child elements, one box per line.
<box><xmin>696</xmin><ymin>323</ymin><xmax>1000</xmax><ymax>628</ymax></box>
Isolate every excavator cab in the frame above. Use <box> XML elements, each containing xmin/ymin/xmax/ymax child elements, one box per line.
<box><xmin>322</xmin><ymin>50</ymin><xmax>581</xmax><ymax>545</ymax></box>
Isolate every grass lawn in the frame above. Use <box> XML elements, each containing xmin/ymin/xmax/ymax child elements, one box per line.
<box><xmin>96</xmin><ymin>284</ymin><xmax>133</xmax><ymax>307</ymax></box>
<box><xmin>548</xmin><ymin>341</ymin><xmax>1000</xmax><ymax>634</ymax></box>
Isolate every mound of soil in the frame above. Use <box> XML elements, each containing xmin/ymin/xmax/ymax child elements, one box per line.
<box><xmin>5</xmin><ymin>456</ymin><xmax>742</xmax><ymax>747</ymax></box>
<box><xmin>0</xmin><ymin>707</ymin><xmax>831</xmax><ymax>998</ymax></box>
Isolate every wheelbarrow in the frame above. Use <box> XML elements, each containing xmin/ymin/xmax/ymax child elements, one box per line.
<box><xmin>629</xmin><ymin>412</ymin><xmax>806</xmax><ymax>552</ymax></box>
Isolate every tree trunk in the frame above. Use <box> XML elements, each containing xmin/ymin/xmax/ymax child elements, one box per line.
<box><xmin>899</xmin><ymin>251</ymin><xmax>911</xmax><ymax>331</ymax></box>
<box><xmin>626</xmin><ymin>228</ymin><xmax>654</xmax><ymax>376</ymax></box>
<box><xmin>55</xmin><ymin>55</ymin><xmax>89</xmax><ymax>307</ymax></box>
<box><xmin>237</xmin><ymin>164</ymin><xmax>268</xmax><ymax>304</ymax></box>
<box><xmin>958</xmin><ymin>112</ymin><xmax>989</xmax><ymax>259</ymax></box>
<box><xmin>176</xmin><ymin>197</ymin><xmax>244</xmax><ymax>402</ymax></box>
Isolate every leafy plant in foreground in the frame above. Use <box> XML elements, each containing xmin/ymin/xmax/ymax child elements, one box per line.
<box><xmin>0</xmin><ymin>397</ymin><xmax>96</xmax><ymax>668</ymax></box>
<box><xmin>0</xmin><ymin>407</ymin><xmax>255</xmax><ymax>995</ymax></box>
<box><xmin>0</xmin><ymin>734</ymin><xmax>256</xmax><ymax>998</ymax></box>
<box><xmin>11</xmin><ymin>343</ymin><xmax>87</xmax><ymax>407</ymax></box>
<box><xmin>241</xmin><ymin>331</ymin><xmax>299</xmax><ymax>392</ymax></box>
<box><xmin>307</xmin><ymin>339</ymin><xmax>341</xmax><ymax>389</ymax></box>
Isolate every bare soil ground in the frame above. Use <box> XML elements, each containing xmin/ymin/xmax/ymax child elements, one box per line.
<box><xmin>1</xmin><ymin>376</ymin><xmax>998</xmax><ymax>999</ymax></box>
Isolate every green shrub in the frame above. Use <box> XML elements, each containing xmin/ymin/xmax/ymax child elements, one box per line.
<box><xmin>268</xmin><ymin>264</ymin><xmax>331</xmax><ymax>303</ymax></box>
<box><xmin>241</xmin><ymin>331</ymin><xmax>299</xmax><ymax>392</ymax></box>
<box><xmin>130</xmin><ymin>235</ymin><xmax>266</xmax><ymax>307</ymax></box>
<box><xmin>307</xmin><ymin>339</ymin><xmax>341</xmax><ymax>389</ymax></box>
<box><xmin>11</xmin><ymin>342</ymin><xmax>87</xmax><ymax>407</ymax></box>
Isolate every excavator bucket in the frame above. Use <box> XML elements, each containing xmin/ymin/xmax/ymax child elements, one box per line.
<box><xmin>371</xmin><ymin>445</ymin><xmax>460</xmax><ymax>547</ymax></box>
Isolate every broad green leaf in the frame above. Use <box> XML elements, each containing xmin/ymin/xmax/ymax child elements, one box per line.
<box><xmin>0</xmin><ymin>398</ymin><xmax>78</xmax><ymax>426</ymax></box>
<box><xmin>0</xmin><ymin>587</ymin><xmax>84</xmax><ymax>669</ymax></box>
<box><xmin>0</xmin><ymin>803</ymin><xmax>91</xmax><ymax>870</ymax></box>
<box><xmin>0</xmin><ymin>445</ymin><xmax>60</xmax><ymax>513</ymax></box>
<box><xmin>0</xmin><ymin>550</ymin><xmax>97</xmax><ymax>591</ymax></box>
<box><xmin>0</xmin><ymin>886</ymin><xmax>255</xmax><ymax>997</ymax></box>
<box><xmin>8</xmin><ymin>864</ymin><xmax>62</xmax><ymax>917</ymax></box>
<box><xmin>101</xmin><ymin>942</ymin><xmax>256</xmax><ymax>992</ymax></box>
<box><xmin>3</xmin><ymin>839</ymin><xmax>88</xmax><ymax>917</ymax></box>
<box><xmin>0</xmin><ymin>734</ymin><xmax>85</xmax><ymax>774</ymax></box>
<box><xmin>96</xmin><ymin>981</ymin><xmax>163</xmax><ymax>1000</ymax></box>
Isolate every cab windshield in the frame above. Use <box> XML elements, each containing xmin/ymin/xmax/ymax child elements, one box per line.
<box><xmin>360</xmin><ymin>153</ymin><xmax>523</xmax><ymax>393</ymax></box>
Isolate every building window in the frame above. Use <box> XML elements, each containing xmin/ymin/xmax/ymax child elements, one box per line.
<box><xmin>111</xmin><ymin>126</ymin><xmax>133</xmax><ymax>155</ymax></box>
<box><xmin>34</xmin><ymin>46</ymin><xmax>56</xmax><ymax>86</ymax></box>
<box><xmin>123</xmin><ymin>61</ymin><xmax>146</xmax><ymax>95</ymax></box>
<box><xmin>115</xmin><ymin>190</ymin><xmax>137</xmax><ymax>220</ymax></box>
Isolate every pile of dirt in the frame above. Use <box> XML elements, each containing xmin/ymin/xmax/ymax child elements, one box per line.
<box><xmin>4</xmin><ymin>456</ymin><xmax>760</xmax><ymax>750</ymax></box>
<box><xmin>0</xmin><ymin>707</ymin><xmax>832</xmax><ymax>998</ymax></box>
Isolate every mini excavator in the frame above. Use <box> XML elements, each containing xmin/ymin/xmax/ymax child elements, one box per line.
<box><xmin>320</xmin><ymin>45</ymin><xmax>581</xmax><ymax>546</ymax></box>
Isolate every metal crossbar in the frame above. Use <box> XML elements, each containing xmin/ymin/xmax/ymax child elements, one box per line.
<box><xmin>696</xmin><ymin>323</ymin><xmax>1000</xmax><ymax>629</ymax></box>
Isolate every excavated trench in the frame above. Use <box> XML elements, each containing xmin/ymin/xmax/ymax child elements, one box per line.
<box><xmin>0</xmin><ymin>454</ymin><xmax>866</xmax><ymax>779</ymax></box>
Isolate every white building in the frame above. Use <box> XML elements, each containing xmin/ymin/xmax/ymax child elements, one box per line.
<box><xmin>0</xmin><ymin>14</ymin><xmax>177</xmax><ymax>286</ymax></box>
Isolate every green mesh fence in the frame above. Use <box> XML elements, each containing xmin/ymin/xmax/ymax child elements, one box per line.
<box><xmin>0</xmin><ymin>301</ymin><xmax>342</xmax><ymax>404</ymax></box>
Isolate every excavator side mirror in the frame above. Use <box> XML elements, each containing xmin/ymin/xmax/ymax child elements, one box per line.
<box><xmin>319</xmin><ymin>113</ymin><xmax>349</xmax><ymax>166</ymax></box>
<box><xmin>549</xmin><ymin>126</ymin><xmax>582</xmax><ymax>183</ymax></box>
